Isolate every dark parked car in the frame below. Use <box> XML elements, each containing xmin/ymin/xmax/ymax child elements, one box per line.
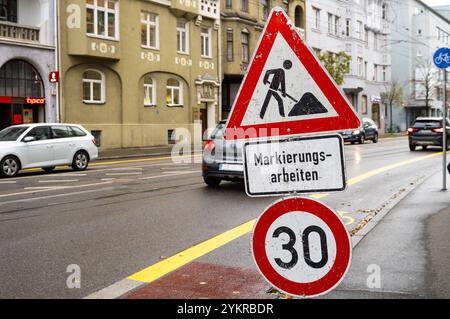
<box><xmin>407</xmin><ymin>117</ymin><xmax>450</xmax><ymax>151</ymax></box>
<box><xmin>202</xmin><ymin>121</ymin><xmax>244</xmax><ymax>186</ymax></box>
<box><xmin>340</xmin><ymin>118</ymin><xmax>379</xmax><ymax>144</ymax></box>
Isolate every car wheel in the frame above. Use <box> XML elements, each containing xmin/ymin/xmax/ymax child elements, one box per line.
<box><xmin>373</xmin><ymin>133</ymin><xmax>378</xmax><ymax>143</ymax></box>
<box><xmin>72</xmin><ymin>151</ymin><xmax>89</xmax><ymax>171</ymax></box>
<box><xmin>1</xmin><ymin>156</ymin><xmax>20</xmax><ymax>178</ymax></box>
<box><xmin>42</xmin><ymin>166</ymin><xmax>56</xmax><ymax>173</ymax></box>
<box><xmin>409</xmin><ymin>144</ymin><xmax>416</xmax><ymax>151</ymax></box>
<box><xmin>350</xmin><ymin>141</ymin><xmax>356</xmax><ymax>145</ymax></box>
<box><xmin>422</xmin><ymin>145</ymin><xmax>428</xmax><ymax>151</ymax></box>
<box><xmin>203</xmin><ymin>176</ymin><xmax>221</xmax><ymax>187</ymax></box>
<box><xmin>359</xmin><ymin>134</ymin><xmax>365</xmax><ymax>144</ymax></box>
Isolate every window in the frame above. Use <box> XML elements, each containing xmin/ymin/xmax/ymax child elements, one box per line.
<box><xmin>225</xmin><ymin>0</ymin><xmax>232</xmax><ymax>9</ymax></box>
<box><xmin>357</xmin><ymin>57</ymin><xmax>363</xmax><ymax>77</ymax></box>
<box><xmin>0</xmin><ymin>59</ymin><xmax>44</xmax><ymax>98</ymax></box>
<box><xmin>334</xmin><ymin>16</ymin><xmax>340</xmax><ymax>36</ymax></box>
<box><xmin>201</xmin><ymin>27</ymin><xmax>212</xmax><ymax>58</ymax></box>
<box><xmin>86</xmin><ymin>0</ymin><xmax>118</xmax><ymax>39</ymax></box>
<box><xmin>25</xmin><ymin>126</ymin><xmax>51</xmax><ymax>141</ymax></box>
<box><xmin>262</xmin><ymin>0</ymin><xmax>270</xmax><ymax>20</ymax></box>
<box><xmin>417</xmin><ymin>49</ymin><xmax>422</xmax><ymax>57</ymax></box>
<box><xmin>382</xmin><ymin>66</ymin><xmax>387</xmax><ymax>82</ymax></box>
<box><xmin>295</xmin><ymin>6</ymin><xmax>304</xmax><ymax>29</ymax></box>
<box><xmin>328</xmin><ymin>13</ymin><xmax>333</xmax><ymax>34</ymax></box>
<box><xmin>373</xmin><ymin>64</ymin><xmax>378</xmax><ymax>81</ymax></box>
<box><xmin>82</xmin><ymin>70</ymin><xmax>105</xmax><ymax>104</ymax></box>
<box><xmin>0</xmin><ymin>0</ymin><xmax>17</xmax><ymax>22</ymax></box>
<box><xmin>166</xmin><ymin>78</ymin><xmax>183</xmax><ymax>106</ymax></box>
<box><xmin>226</xmin><ymin>28</ymin><xmax>234</xmax><ymax>62</ymax></box>
<box><xmin>241</xmin><ymin>30</ymin><xmax>250</xmax><ymax>64</ymax></box>
<box><xmin>345</xmin><ymin>19</ymin><xmax>350</xmax><ymax>37</ymax></box>
<box><xmin>361</xmin><ymin>95</ymin><xmax>368</xmax><ymax>114</ymax></box>
<box><xmin>141</xmin><ymin>12</ymin><xmax>159</xmax><ymax>49</ymax></box>
<box><xmin>356</xmin><ymin>20</ymin><xmax>363</xmax><ymax>39</ymax></box>
<box><xmin>144</xmin><ymin>76</ymin><xmax>156</xmax><ymax>106</ymax></box>
<box><xmin>177</xmin><ymin>20</ymin><xmax>189</xmax><ymax>54</ymax></box>
<box><xmin>382</xmin><ymin>3</ymin><xmax>387</xmax><ymax>20</ymax></box>
<box><xmin>240</xmin><ymin>0</ymin><xmax>248</xmax><ymax>12</ymax></box>
<box><xmin>364</xmin><ymin>61</ymin><xmax>368</xmax><ymax>79</ymax></box>
<box><xmin>373</xmin><ymin>33</ymin><xmax>378</xmax><ymax>50</ymax></box>
<box><xmin>51</xmin><ymin>126</ymin><xmax>71</xmax><ymax>139</ymax></box>
<box><xmin>312</xmin><ymin>7</ymin><xmax>320</xmax><ymax>30</ymax></box>
<box><xmin>281</xmin><ymin>1</ymin><xmax>289</xmax><ymax>14</ymax></box>
<box><xmin>70</xmin><ymin>127</ymin><xmax>87</xmax><ymax>137</ymax></box>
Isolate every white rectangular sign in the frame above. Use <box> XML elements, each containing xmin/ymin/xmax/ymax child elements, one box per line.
<box><xmin>243</xmin><ymin>134</ymin><xmax>346</xmax><ymax>197</ymax></box>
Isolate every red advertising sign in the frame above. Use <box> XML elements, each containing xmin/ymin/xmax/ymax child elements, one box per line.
<box><xmin>49</xmin><ymin>71</ymin><xmax>59</xmax><ymax>83</ymax></box>
<box><xmin>26</xmin><ymin>97</ymin><xmax>45</xmax><ymax>105</ymax></box>
<box><xmin>13</xmin><ymin>114</ymin><xmax>22</xmax><ymax>124</ymax></box>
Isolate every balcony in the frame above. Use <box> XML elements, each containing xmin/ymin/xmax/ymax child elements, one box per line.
<box><xmin>0</xmin><ymin>21</ymin><xmax>40</xmax><ymax>43</ymax></box>
<box><xmin>170</xmin><ymin>0</ymin><xmax>220</xmax><ymax>20</ymax></box>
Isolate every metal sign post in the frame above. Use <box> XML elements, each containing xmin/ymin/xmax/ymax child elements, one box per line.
<box><xmin>433</xmin><ymin>47</ymin><xmax>450</xmax><ymax>191</ymax></box>
<box><xmin>444</xmin><ymin>69</ymin><xmax>447</xmax><ymax>191</ymax></box>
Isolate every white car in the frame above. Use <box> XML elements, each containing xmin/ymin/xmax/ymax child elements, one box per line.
<box><xmin>0</xmin><ymin>123</ymin><xmax>98</xmax><ymax>178</ymax></box>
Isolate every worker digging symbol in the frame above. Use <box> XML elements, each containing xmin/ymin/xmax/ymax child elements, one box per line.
<box><xmin>259</xmin><ymin>59</ymin><xmax>329</xmax><ymax>119</ymax></box>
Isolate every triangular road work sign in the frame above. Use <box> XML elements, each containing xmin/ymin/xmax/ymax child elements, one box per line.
<box><xmin>225</xmin><ymin>7</ymin><xmax>361</xmax><ymax>140</ymax></box>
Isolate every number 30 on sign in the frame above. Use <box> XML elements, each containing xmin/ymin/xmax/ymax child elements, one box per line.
<box><xmin>252</xmin><ymin>197</ymin><xmax>352</xmax><ymax>298</ymax></box>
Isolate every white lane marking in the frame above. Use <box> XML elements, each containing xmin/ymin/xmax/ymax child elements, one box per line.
<box><xmin>0</xmin><ymin>181</ymin><xmax>17</xmax><ymax>184</ymax></box>
<box><xmin>57</xmin><ymin>173</ymin><xmax>87</xmax><ymax>177</ymax></box>
<box><xmin>105</xmin><ymin>172</ymin><xmax>143</xmax><ymax>176</ymax></box>
<box><xmin>24</xmin><ymin>186</ymin><xmax>69</xmax><ymax>190</ymax></box>
<box><xmin>162</xmin><ymin>170</ymin><xmax>194</xmax><ymax>174</ymax></box>
<box><xmin>38</xmin><ymin>180</ymin><xmax>79</xmax><ymax>183</ymax></box>
<box><xmin>109</xmin><ymin>167</ymin><xmax>143</xmax><ymax>171</ymax></box>
<box><xmin>0</xmin><ymin>186</ymin><xmax>116</xmax><ymax>206</ymax></box>
<box><xmin>140</xmin><ymin>171</ymin><xmax>198</xmax><ymax>180</ymax></box>
<box><xmin>101</xmin><ymin>178</ymin><xmax>116</xmax><ymax>181</ymax></box>
<box><xmin>0</xmin><ymin>181</ymin><xmax>114</xmax><ymax>200</ymax></box>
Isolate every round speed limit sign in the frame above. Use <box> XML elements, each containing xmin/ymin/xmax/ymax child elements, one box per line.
<box><xmin>252</xmin><ymin>197</ymin><xmax>351</xmax><ymax>298</ymax></box>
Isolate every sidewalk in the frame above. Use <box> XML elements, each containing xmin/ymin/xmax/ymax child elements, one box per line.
<box><xmin>324</xmin><ymin>169</ymin><xmax>450</xmax><ymax>298</ymax></box>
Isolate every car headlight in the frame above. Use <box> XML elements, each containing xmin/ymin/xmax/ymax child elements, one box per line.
<box><xmin>352</xmin><ymin>130</ymin><xmax>360</xmax><ymax>135</ymax></box>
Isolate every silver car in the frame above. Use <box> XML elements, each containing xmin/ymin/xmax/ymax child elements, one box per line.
<box><xmin>202</xmin><ymin>121</ymin><xmax>244</xmax><ymax>186</ymax></box>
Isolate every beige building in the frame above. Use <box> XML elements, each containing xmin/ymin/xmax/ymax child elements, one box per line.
<box><xmin>220</xmin><ymin>0</ymin><xmax>306</xmax><ymax>119</ymax></box>
<box><xmin>59</xmin><ymin>0</ymin><xmax>221</xmax><ymax>148</ymax></box>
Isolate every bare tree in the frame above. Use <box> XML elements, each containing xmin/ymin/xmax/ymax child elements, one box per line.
<box><xmin>413</xmin><ymin>58</ymin><xmax>436</xmax><ymax>117</ymax></box>
<box><xmin>381</xmin><ymin>80</ymin><xmax>404</xmax><ymax>133</ymax></box>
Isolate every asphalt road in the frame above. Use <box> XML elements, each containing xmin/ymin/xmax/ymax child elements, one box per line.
<box><xmin>0</xmin><ymin>136</ymin><xmax>445</xmax><ymax>298</ymax></box>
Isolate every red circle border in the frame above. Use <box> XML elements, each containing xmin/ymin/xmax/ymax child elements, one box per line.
<box><xmin>252</xmin><ymin>197</ymin><xmax>352</xmax><ymax>298</ymax></box>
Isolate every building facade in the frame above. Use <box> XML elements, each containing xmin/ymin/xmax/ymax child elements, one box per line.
<box><xmin>390</xmin><ymin>0</ymin><xmax>450</xmax><ymax>131</ymax></box>
<box><xmin>0</xmin><ymin>0</ymin><xmax>57</xmax><ymax>130</ymax></box>
<box><xmin>59</xmin><ymin>0</ymin><xmax>221</xmax><ymax>148</ymax></box>
<box><xmin>304</xmin><ymin>0</ymin><xmax>390</xmax><ymax>133</ymax></box>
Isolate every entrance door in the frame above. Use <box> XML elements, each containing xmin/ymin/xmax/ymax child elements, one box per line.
<box><xmin>200</xmin><ymin>107</ymin><xmax>207</xmax><ymax>140</ymax></box>
<box><xmin>372</xmin><ymin>103</ymin><xmax>380</xmax><ymax>128</ymax></box>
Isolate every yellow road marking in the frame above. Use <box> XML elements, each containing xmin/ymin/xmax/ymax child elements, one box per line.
<box><xmin>337</xmin><ymin>210</ymin><xmax>355</xmax><ymax>226</ymax></box>
<box><xmin>127</xmin><ymin>150</ymin><xmax>447</xmax><ymax>284</ymax></box>
<box><xmin>127</xmin><ymin>220</ymin><xmax>256</xmax><ymax>283</ymax></box>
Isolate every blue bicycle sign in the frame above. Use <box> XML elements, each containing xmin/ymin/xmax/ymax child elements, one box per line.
<box><xmin>434</xmin><ymin>47</ymin><xmax>450</xmax><ymax>69</ymax></box>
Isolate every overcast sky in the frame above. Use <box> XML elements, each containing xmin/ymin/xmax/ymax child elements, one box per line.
<box><xmin>423</xmin><ymin>0</ymin><xmax>450</xmax><ymax>7</ymax></box>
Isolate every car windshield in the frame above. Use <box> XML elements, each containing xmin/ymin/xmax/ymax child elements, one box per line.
<box><xmin>0</xmin><ymin>127</ymin><xmax>28</xmax><ymax>141</ymax></box>
<box><xmin>413</xmin><ymin>120</ymin><xmax>442</xmax><ymax>129</ymax></box>
<box><xmin>211</xmin><ymin>122</ymin><xmax>226</xmax><ymax>139</ymax></box>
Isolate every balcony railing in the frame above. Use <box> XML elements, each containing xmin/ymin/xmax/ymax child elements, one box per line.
<box><xmin>0</xmin><ymin>21</ymin><xmax>40</xmax><ymax>43</ymax></box>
